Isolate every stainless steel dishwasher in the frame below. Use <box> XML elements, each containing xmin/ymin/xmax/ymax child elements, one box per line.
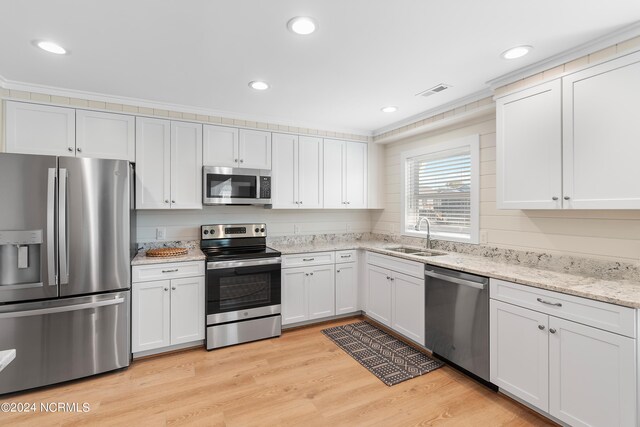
<box><xmin>424</xmin><ymin>265</ymin><xmax>492</xmax><ymax>385</ymax></box>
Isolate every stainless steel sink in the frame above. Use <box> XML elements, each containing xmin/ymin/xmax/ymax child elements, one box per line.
<box><xmin>386</xmin><ymin>246</ymin><xmax>423</xmax><ymax>254</ymax></box>
<box><xmin>413</xmin><ymin>251</ymin><xmax>446</xmax><ymax>257</ymax></box>
<box><xmin>386</xmin><ymin>247</ymin><xmax>446</xmax><ymax>257</ymax></box>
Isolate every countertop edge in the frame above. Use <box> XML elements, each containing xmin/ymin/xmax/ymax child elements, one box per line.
<box><xmin>272</xmin><ymin>242</ymin><xmax>640</xmax><ymax>309</ymax></box>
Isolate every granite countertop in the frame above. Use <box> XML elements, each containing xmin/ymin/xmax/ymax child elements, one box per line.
<box><xmin>131</xmin><ymin>248</ymin><xmax>206</xmax><ymax>266</ymax></box>
<box><xmin>269</xmin><ymin>240</ymin><xmax>640</xmax><ymax>309</ymax></box>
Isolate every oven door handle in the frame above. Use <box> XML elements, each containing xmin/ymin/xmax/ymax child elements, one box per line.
<box><xmin>207</xmin><ymin>257</ymin><xmax>282</xmax><ymax>270</ymax></box>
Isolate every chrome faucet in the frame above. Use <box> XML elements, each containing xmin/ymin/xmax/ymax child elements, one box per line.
<box><xmin>414</xmin><ymin>216</ymin><xmax>432</xmax><ymax>249</ymax></box>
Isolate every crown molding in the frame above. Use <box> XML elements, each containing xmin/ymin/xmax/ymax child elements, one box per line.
<box><xmin>486</xmin><ymin>21</ymin><xmax>640</xmax><ymax>89</ymax></box>
<box><xmin>372</xmin><ymin>88</ymin><xmax>493</xmax><ymax>136</ymax></box>
<box><xmin>0</xmin><ymin>75</ymin><xmax>372</xmax><ymax>137</ymax></box>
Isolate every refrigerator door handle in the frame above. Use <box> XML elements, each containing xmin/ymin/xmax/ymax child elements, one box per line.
<box><xmin>0</xmin><ymin>297</ymin><xmax>125</xmax><ymax>319</ymax></box>
<box><xmin>47</xmin><ymin>168</ymin><xmax>56</xmax><ymax>286</ymax></box>
<box><xmin>58</xmin><ymin>168</ymin><xmax>69</xmax><ymax>285</ymax></box>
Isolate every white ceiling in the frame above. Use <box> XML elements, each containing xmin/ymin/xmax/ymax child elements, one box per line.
<box><xmin>1</xmin><ymin>1</ymin><xmax>640</xmax><ymax>134</ymax></box>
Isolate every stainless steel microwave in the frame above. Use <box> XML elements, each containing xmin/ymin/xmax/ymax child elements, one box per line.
<box><xmin>203</xmin><ymin>166</ymin><xmax>272</xmax><ymax>205</ymax></box>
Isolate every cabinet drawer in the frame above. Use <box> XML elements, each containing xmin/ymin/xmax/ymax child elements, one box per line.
<box><xmin>366</xmin><ymin>251</ymin><xmax>423</xmax><ymax>279</ymax></box>
<box><xmin>335</xmin><ymin>250</ymin><xmax>357</xmax><ymax>264</ymax></box>
<box><xmin>132</xmin><ymin>261</ymin><xmax>205</xmax><ymax>283</ymax></box>
<box><xmin>282</xmin><ymin>252</ymin><xmax>335</xmax><ymax>268</ymax></box>
<box><xmin>490</xmin><ymin>279</ymin><xmax>636</xmax><ymax>338</ymax></box>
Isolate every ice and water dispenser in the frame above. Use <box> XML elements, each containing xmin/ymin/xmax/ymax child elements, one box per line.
<box><xmin>0</xmin><ymin>230</ymin><xmax>43</xmax><ymax>287</ymax></box>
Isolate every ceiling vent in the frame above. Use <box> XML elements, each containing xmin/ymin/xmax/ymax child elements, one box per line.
<box><xmin>416</xmin><ymin>83</ymin><xmax>451</xmax><ymax>97</ymax></box>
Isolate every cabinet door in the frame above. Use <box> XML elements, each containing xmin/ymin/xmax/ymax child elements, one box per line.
<box><xmin>203</xmin><ymin>125</ymin><xmax>238</xmax><ymax>167</ymax></box>
<box><xmin>323</xmin><ymin>139</ymin><xmax>344</xmax><ymax>208</ymax></box>
<box><xmin>132</xmin><ymin>280</ymin><xmax>171</xmax><ymax>353</ymax></box>
<box><xmin>5</xmin><ymin>101</ymin><xmax>75</xmax><ymax>156</ymax></box>
<box><xmin>563</xmin><ymin>53</ymin><xmax>640</xmax><ymax>209</ymax></box>
<box><xmin>170</xmin><ymin>121</ymin><xmax>202</xmax><ymax>209</ymax></box>
<box><xmin>308</xmin><ymin>265</ymin><xmax>335</xmax><ymax>320</ymax></box>
<box><xmin>271</xmin><ymin>133</ymin><xmax>299</xmax><ymax>208</ymax></box>
<box><xmin>76</xmin><ymin>110</ymin><xmax>135</xmax><ymax>161</ymax></box>
<box><xmin>344</xmin><ymin>142</ymin><xmax>367</xmax><ymax>208</ymax></box>
<box><xmin>335</xmin><ymin>262</ymin><xmax>358</xmax><ymax>315</ymax></box>
<box><xmin>135</xmin><ymin>117</ymin><xmax>171</xmax><ymax>209</ymax></box>
<box><xmin>391</xmin><ymin>272</ymin><xmax>424</xmax><ymax>344</ymax></box>
<box><xmin>490</xmin><ymin>300</ymin><xmax>549</xmax><ymax>411</ymax></box>
<box><xmin>549</xmin><ymin>317</ymin><xmax>636</xmax><ymax>427</ymax></box>
<box><xmin>170</xmin><ymin>276</ymin><xmax>205</xmax><ymax>345</ymax></box>
<box><xmin>298</xmin><ymin>136</ymin><xmax>323</xmax><ymax>208</ymax></box>
<box><xmin>496</xmin><ymin>80</ymin><xmax>562</xmax><ymax>209</ymax></box>
<box><xmin>239</xmin><ymin>129</ymin><xmax>271</xmax><ymax>169</ymax></box>
<box><xmin>366</xmin><ymin>264</ymin><xmax>392</xmax><ymax>326</ymax></box>
<box><xmin>282</xmin><ymin>267</ymin><xmax>308</xmax><ymax>325</ymax></box>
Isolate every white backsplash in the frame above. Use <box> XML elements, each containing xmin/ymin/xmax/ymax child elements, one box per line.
<box><xmin>136</xmin><ymin>206</ymin><xmax>372</xmax><ymax>243</ymax></box>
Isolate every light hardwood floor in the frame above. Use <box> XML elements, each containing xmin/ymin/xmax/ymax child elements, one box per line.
<box><xmin>0</xmin><ymin>318</ymin><xmax>555</xmax><ymax>426</ymax></box>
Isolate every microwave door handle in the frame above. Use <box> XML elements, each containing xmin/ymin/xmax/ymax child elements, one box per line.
<box><xmin>58</xmin><ymin>168</ymin><xmax>69</xmax><ymax>285</ymax></box>
<box><xmin>47</xmin><ymin>168</ymin><xmax>56</xmax><ymax>286</ymax></box>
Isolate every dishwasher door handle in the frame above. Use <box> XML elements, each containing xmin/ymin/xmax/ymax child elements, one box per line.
<box><xmin>425</xmin><ymin>270</ymin><xmax>487</xmax><ymax>290</ymax></box>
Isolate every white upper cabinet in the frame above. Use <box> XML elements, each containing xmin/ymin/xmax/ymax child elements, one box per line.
<box><xmin>323</xmin><ymin>139</ymin><xmax>344</xmax><ymax>209</ymax></box>
<box><xmin>271</xmin><ymin>133</ymin><xmax>322</xmax><ymax>209</ymax></box>
<box><xmin>202</xmin><ymin>126</ymin><xmax>271</xmax><ymax>169</ymax></box>
<box><xmin>170</xmin><ymin>121</ymin><xmax>203</xmax><ymax>209</ymax></box>
<box><xmin>203</xmin><ymin>125</ymin><xmax>238</xmax><ymax>167</ymax></box>
<box><xmin>497</xmin><ymin>51</ymin><xmax>640</xmax><ymax>210</ymax></box>
<box><xmin>271</xmin><ymin>133</ymin><xmax>298</xmax><ymax>208</ymax></box>
<box><xmin>136</xmin><ymin>117</ymin><xmax>202</xmax><ymax>210</ymax></box>
<box><xmin>136</xmin><ymin>117</ymin><xmax>171</xmax><ymax>209</ymax></box>
<box><xmin>297</xmin><ymin>136</ymin><xmax>323</xmax><ymax>208</ymax></box>
<box><xmin>5</xmin><ymin>101</ymin><xmax>75</xmax><ymax>156</ymax></box>
<box><xmin>76</xmin><ymin>110</ymin><xmax>135</xmax><ymax>161</ymax></box>
<box><xmin>239</xmin><ymin>129</ymin><xmax>271</xmax><ymax>169</ymax></box>
<box><xmin>496</xmin><ymin>80</ymin><xmax>562</xmax><ymax>209</ymax></box>
<box><xmin>562</xmin><ymin>52</ymin><xmax>640</xmax><ymax>209</ymax></box>
<box><xmin>344</xmin><ymin>141</ymin><xmax>367</xmax><ymax>208</ymax></box>
<box><xmin>323</xmin><ymin>139</ymin><xmax>367</xmax><ymax>209</ymax></box>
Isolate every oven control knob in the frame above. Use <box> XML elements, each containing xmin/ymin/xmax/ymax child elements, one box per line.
<box><xmin>243</xmin><ymin>312</ymin><xmax>249</xmax><ymax>317</ymax></box>
<box><xmin>203</xmin><ymin>230</ymin><xmax>209</xmax><ymax>235</ymax></box>
<box><xmin>255</xmin><ymin>228</ymin><xmax>259</xmax><ymax>233</ymax></box>
<box><xmin>260</xmin><ymin>228</ymin><xmax>265</xmax><ymax>232</ymax></box>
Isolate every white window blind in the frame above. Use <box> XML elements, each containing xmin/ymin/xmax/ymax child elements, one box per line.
<box><xmin>404</xmin><ymin>146</ymin><xmax>473</xmax><ymax>240</ymax></box>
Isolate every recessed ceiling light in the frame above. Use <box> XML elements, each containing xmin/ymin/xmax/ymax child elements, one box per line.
<box><xmin>501</xmin><ymin>45</ymin><xmax>532</xmax><ymax>59</ymax></box>
<box><xmin>287</xmin><ymin>17</ymin><xmax>318</xmax><ymax>35</ymax></box>
<box><xmin>381</xmin><ymin>106</ymin><xmax>398</xmax><ymax>113</ymax></box>
<box><xmin>35</xmin><ymin>40</ymin><xmax>67</xmax><ymax>55</ymax></box>
<box><xmin>249</xmin><ymin>81</ymin><xmax>270</xmax><ymax>91</ymax></box>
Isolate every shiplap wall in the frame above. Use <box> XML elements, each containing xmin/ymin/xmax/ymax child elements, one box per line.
<box><xmin>137</xmin><ymin>207</ymin><xmax>371</xmax><ymax>243</ymax></box>
<box><xmin>370</xmin><ymin>116</ymin><xmax>640</xmax><ymax>263</ymax></box>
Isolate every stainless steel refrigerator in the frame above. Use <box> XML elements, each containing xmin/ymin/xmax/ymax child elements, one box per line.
<box><xmin>0</xmin><ymin>153</ymin><xmax>134</xmax><ymax>394</ymax></box>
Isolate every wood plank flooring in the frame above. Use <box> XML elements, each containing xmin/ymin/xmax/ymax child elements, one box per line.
<box><xmin>0</xmin><ymin>318</ymin><xmax>555</xmax><ymax>426</ymax></box>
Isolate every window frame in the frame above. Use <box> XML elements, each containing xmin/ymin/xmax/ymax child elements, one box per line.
<box><xmin>400</xmin><ymin>134</ymin><xmax>480</xmax><ymax>244</ymax></box>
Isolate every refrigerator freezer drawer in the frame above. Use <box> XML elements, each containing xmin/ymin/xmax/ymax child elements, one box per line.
<box><xmin>0</xmin><ymin>291</ymin><xmax>131</xmax><ymax>394</ymax></box>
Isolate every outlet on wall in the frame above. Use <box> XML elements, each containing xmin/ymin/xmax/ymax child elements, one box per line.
<box><xmin>480</xmin><ymin>230</ymin><xmax>488</xmax><ymax>244</ymax></box>
<box><xmin>156</xmin><ymin>227</ymin><xmax>166</xmax><ymax>240</ymax></box>
<box><xmin>346</xmin><ymin>223</ymin><xmax>352</xmax><ymax>232</ymax></box>
<box><xmin>293</xmin><ymin>224</ymin><xmax>300</xmax><ymax>235</ymax></box>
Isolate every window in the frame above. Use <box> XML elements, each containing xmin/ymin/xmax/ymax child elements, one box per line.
<box><xmin>401</xmin><ymin>134</ymin><xmax>479</xmax><ymax>243</ymax></box>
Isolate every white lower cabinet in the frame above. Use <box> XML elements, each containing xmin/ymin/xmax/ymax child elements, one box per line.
<box><xmin>548</xmin><ymin>317</ymin><xmax>636</xmax><ymax>427</ymax></box>
<box><xmin>391</xmin><ymin>272</ymin><xmax>425</xmax><ymax>344</ymax></box>
<box><xmin>282</xmin><ymin>264</ymin><xmax>335</xmax><ymax>325</ymax></box>
<box><xmin>365</xmin><ymin>253</ymin><xmax>425</xmax><ymax>345</ymax></box>
<box><xmin>132</xmin><ymin>280</ymin><xmax>171</xmax><ymax>352</ymax></box>
<box><xmin>366</xmin><ymin>264</ymin><xmax>393</xmax><ymax>326</ymax></box>
<box><xmin>132</xmin><ymin>263</ymin><xmax>205</xmax><ymax>355</ymax></box>
<box><xmin>335</xmin><ymin>262</ymin><xmax>358</xmax><ymax>315</ymax></box>
<box><xmin>490</xmin><ymin>299</ymin><xmax>550</xmax><ymax>411</ymax></box>
<box><xmin>490</xmin><ymin>281</ymin><xmax>637</xmax><ymax>426</ymax></box>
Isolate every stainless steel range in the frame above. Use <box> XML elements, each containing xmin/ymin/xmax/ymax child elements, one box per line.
<box><xmin>201</xmin><ymin>223</ymin><xmax>282</xmax><ymax>350</ymax></box>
